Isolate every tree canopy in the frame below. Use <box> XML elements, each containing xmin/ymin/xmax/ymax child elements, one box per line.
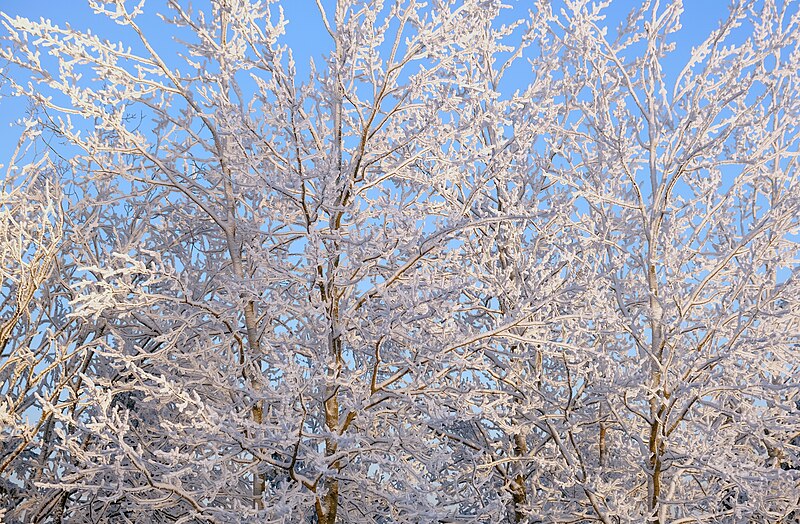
<box><xmin>1</xmin><ymin>1</ymin><xmax>798</xmax><ymax>522</ymax></box>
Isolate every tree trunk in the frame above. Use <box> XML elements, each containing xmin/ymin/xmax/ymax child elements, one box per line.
<box><xmin>510</xmin><ymin>432</ymin><xmax>528</xmax><ymax>522</ymax></box>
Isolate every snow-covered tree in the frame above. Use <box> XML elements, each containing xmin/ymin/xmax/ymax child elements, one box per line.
<box><xmin>0</xmin><ymin>0</ymin><xmax>798</xmax><ymax>522</ymax></box>
<box><xmin>542</xmin><ymin>2</ymin><xmax>800</xmax><ymax>521</ymax></box>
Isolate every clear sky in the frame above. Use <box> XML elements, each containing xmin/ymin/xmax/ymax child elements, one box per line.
<box><xmin>0</xmin><ymin>0</ymin><xmax>736</xmax><ymax>61</ymax></box>
<box><xmin>0</xmin><ymin>0</ymin><xmax>736</xmax><ymax>72</ymax></box>
<box><xmin>0</xmin><ymin>0</ymin><xmax>738</xmax><ymax>166</ymax></box>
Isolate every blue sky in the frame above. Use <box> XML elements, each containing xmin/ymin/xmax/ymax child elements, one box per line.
<box><xmin>0</xmin><ymin>0</ymin><xmax>738</xmax><ymax>165</ymax></box>
<box><xmin>0</xmin><ymin>0</ymin><xmax>735</xmax><ymax>66</ymax></box>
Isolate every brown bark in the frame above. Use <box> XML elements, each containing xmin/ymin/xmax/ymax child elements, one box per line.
<box><xmin>316</xmin><ymin>386</ymin><xmax>341</xmax><ymax>524</ymax></box>
<box><xmin>510</xmin><ymin>433</ymin><xmax>528</xmax><ymax>522</ymax></box>
<box><xmin>599</xmin><ymin>403</ymin><xmax>607</xmax><ymax>468</ymax></box>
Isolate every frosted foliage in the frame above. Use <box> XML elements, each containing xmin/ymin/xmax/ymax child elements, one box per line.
<box><xmin>0</xmin><ymin>0</ymin><xmax>798</xmax><ymax>523</ymax></box>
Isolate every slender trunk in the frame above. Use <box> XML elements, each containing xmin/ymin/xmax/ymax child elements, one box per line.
<box><xmin>316</xmin><ymin>18</ymin><xmax>345</xmax><ymax>520</ymax></box>
<box><xmin>214</xmin><ymin>1</ymin><xmax>267</xmax><ymax>508</ymax></box>
<box><xmin>317</xmin><ymin>380</ymin><xmax>341</xmax><ymax>524</ymax></box>
<box><xmin>510</xmin><ymin>432</ymin><xmax>528</xmax><ymax>523</ymax></box>
<box><xmin>508</xmin><ymin>341</ymin><xmax>531</xmax><ymax>523</ymax></box>
<box><xmin>599</xmin><ymin>402</ymin><xmax>607</xmax><ymax>468</ymax></box>
<box><xmin>646</xmin><ymin>254</ymin><xmax>666</xmax><ymax>522</ymax></box>
<box><xmin>221</xmin><ymin>170</ymin><xmax>265</xmax><ymax>507</ymax></box>
<box><xmin>314</xmin><ymin>267</ymin><xmax>343</xmax><ymax>524</ymax></box>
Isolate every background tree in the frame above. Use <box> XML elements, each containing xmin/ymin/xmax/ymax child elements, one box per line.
<box><xmin>544</xmin><ymin>1</ymin><xmax>800</xmax><ymax>521</ymax></box>
<box><xmin>0</xmin><ymin>132</ymin><xmax>108</xmax><ymax>522</ymax></box>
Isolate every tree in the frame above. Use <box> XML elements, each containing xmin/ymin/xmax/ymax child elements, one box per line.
<box><xmin>543</xmin><ymin>2</ymin><xmax>800</xmax><ymax>521</ymax></box>
<box><xmin>0</xmin><ymin>0</ymin><xmax>798</xmax><ymax>523</ymax></box>
<box><xmin>0</xmin><ymin>132</ymin><xmax>108</xmax><ymax>522</ymax></box>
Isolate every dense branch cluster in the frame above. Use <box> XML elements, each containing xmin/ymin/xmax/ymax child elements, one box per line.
<box><xmin>0</xmin><ymin>0</ymin><xmax>798</xmax><ymax>522</ymax></box>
